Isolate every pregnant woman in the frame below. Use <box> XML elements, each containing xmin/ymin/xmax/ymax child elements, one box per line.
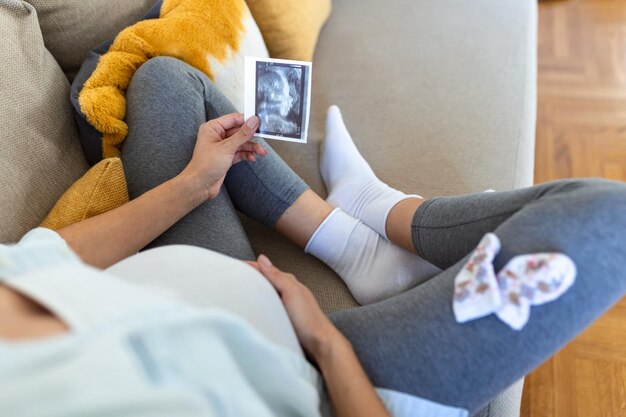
<box><xmin>1</xmin><ymin>57</ymin><xmax>625</xmax><ymax>417</ymax></box>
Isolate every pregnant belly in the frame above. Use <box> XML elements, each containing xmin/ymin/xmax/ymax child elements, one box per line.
<box><xmin>106</xmin><ymin>245</ymin><xmax>303</xmax><ymax>355</ymax></box>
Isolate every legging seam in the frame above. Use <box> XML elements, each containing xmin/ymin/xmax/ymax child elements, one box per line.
<box><xmin>416</xmin><ymin>209</ymin><xmax>520</xmax><ymax>230</ymax></box>
<box><xmin>411</xmin><ymin>198</ymin><xmax>440</xmax><ymax>260</ymax></box>
<box><xmin>241</xmin><ymin>160</ymin><xmax>294</xmax><ymax>205</ymax></box>
<box><xmin>412</xmin><ymin>199</ymin><xmax>519</xmax><ymax>263</ymax></box>
<box><xmin>266</xmin><ymin>190</ymin><xmax>304</xmax><ymax>226</ymax></box>
<box><xmin>237</xmin><ymin>161</ymin><xmax>307</xmax><ymax>226</ymax></box>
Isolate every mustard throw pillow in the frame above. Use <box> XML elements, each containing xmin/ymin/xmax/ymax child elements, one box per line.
<box><xmin>246</xmin><ymin>0</ymin><xmax>331</xmax><ymax>61</ymax></box>
<box><xmin>41</xmin><ymin>158</ymin><xmax>129</xmax><ymax>230</ymax></box>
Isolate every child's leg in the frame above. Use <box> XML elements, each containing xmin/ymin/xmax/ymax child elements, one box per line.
<box><xmin>330</xmin><ymin>178</ymin><xmax>626</xmax><ymax>414</ymax></box>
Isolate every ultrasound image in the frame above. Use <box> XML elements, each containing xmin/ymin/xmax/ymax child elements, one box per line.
<box><xmin>255</xmin><ymin>62</ymin><xmax>306</xmax><ymax>139</ymax></box>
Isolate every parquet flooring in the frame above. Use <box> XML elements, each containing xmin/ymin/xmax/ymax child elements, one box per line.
<box><xmin>522</xmin><ymin>0</ymin><xmax>626</xmax><ymax>416</ymax></box>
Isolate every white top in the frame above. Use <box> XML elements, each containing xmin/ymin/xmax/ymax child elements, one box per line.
<box><xmin>0</xmin><ymin>228</ymin><xmax>467</xmax><ymax>417</ymax></box>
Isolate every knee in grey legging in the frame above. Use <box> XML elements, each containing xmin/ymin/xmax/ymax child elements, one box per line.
<box><xmin>121</xmin><ymin>57</ymin><xmax>626</xmax><ymax>416</ymax></box>
<box><xmin>121</xmin><ymin>56</ymin><xmax>308</xmax><ymax>260</ymax></box>
<box><xmin>330</xmin><ymin>179</ymin><xmax>626</xmax><ymax>414</ymax></box>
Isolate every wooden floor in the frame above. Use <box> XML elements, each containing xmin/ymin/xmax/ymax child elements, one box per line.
<box><xmin>522</xmin><ymin>0</ymin><xmax>626</xmax><ymax>416</ymax></box>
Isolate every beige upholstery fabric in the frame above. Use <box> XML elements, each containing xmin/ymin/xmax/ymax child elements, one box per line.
<box><xmin>473</xmin><ymin>379</ymin><xmax>525</xmax><ymax>417</ymax></box>
<box><xmin>246</xmin><ymin>0</ymin><xmax>538</xmax><ymax>316</ymax></box>
<box><xmin>25</xmin><ymin>0</ymin><xmax>154</xmax><ymax>80</ymax></box>
<box><xmin>275</xmin><ymin>0</ymin><xmax>537</xmax><ymax>198</ymax></box>
<box><xmin>0</xmin><ymin>0</ymin><xmax>88</xmax><ymax>243</ymax></box>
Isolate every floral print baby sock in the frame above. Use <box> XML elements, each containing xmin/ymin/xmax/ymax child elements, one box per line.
<box><xmin>453</xmin><ymin>233</ymin><xmax>576</xmax><ymax>330</ymax></box>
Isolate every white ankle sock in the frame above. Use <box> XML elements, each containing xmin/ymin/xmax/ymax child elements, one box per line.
<box><xmin>320</xmin><ymin>105</ymin><xmax>421</xmax><ymax>239</ymax></box>
<box><xmin>305</xmin><ymin>208</ymin><xmax>440</xmax><ymax>305</ymax></box>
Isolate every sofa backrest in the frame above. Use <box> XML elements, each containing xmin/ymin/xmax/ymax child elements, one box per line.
<box><xmin>25</xmin><ymin>0</ymin><xmax>155</xmax><ymax>80</ymax></box>
<box><xmin>0</xmin><ymin>1</ymin><xmax>89</xmax><ymax>242</ymax></box>
<box><xmin>0</xmin><ymin>1</ymin><xmax>161</xmax><ymax>242</ymax></box>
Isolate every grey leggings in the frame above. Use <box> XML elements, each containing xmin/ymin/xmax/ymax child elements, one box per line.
<box><xmin>330</xmin><ymin>180</ymin><xmax>626</xmax><ymax>413</ymax></box>
<box><xmin>122</xmin><ymin>57</ymin><xmax>308</xmax><ymax>260</ymax></box>
<box><xmin>122</xmin><ymin>57</ymin><xmax>626</xmax><ymax>415</ymax></box>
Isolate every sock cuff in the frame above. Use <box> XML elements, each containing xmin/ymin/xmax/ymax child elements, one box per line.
<box><xmin>304</xmin><ymin>207</ymin><xmax>342</xmax><ymax>254</ymax></box>
<box><xmin>378</xmin><ymin>194</ymin><xmax>422</xmax><ymax>240</ymax></box>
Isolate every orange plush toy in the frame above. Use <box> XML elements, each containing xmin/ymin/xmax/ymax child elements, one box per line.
<box><xmin>79</xmin><ymin>0</ymin><xmax>268</xmax><ymax>158</ymax></box>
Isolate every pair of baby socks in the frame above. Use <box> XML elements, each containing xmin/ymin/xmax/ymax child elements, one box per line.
<box><xmin>452</xmin><ymin>233</ymin><xmax>576</xmax><ymax>330</ymax></box>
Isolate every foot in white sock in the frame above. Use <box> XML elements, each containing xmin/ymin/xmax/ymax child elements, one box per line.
<box><xmin>321</xmin><ymin>105</ymin><xmax>420</xmax><ymax>239</ymax></box>
<box><xmin>306</xmin><ymin>208</ymin><xmax>441</xmax><ymax>305</ymax></box>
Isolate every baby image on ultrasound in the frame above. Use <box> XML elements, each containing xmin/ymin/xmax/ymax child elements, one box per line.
<box><xmin>245</xmin><ymin>57</ymin><xmax>312</xmax><ymax>143</ymax></box>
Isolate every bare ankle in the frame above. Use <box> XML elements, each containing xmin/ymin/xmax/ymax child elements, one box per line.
<box><xmin>385</xmin><ymin>197</ymin><xmax>425</xmax><ymax>253</ymax></box>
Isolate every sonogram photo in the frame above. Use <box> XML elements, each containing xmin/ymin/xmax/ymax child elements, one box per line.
<box><xmin>244</xmin><ymin>57</ymin><xmax>312</xmax><ymax>143</ymax></box>
<box><xmin>255</xmin><ymin>61</ymin><xmax>308</xmax><ymax>139</ymax></box>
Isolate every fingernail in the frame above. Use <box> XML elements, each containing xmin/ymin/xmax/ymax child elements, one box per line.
<box><xmin>246</xmin><ymin>116</ymin><xmax>259</xmax><ymax>129</ymax></box>
<box><xmin>258</xmin><ymin>254</ymin><xmax>272</xmax><ymax>267</ymax></box>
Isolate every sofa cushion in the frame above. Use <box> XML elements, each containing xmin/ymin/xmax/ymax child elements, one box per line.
<box><xmin>41</xmin><ymin>158</ymin><xmax>129</xmax><ymax>231</ymax></box>
<box><xmin>24</xmin><ymin>0</ymin><xmax>155</xmax><ymax>80</ymax></box>
<box><xmin>282</xmin><ymin>0</ymin><xmax>537</xmax><ymax>198</ymax></box>
<box><xmin>472</xmin><ymin>378</ymin><xmax>524</xmax><ymax>417</ymax></box>
<box><xmin>246</xmin><ymin>0</ymin><xmax>331</xmax><ymax>61</ymax></box>
<box><xmin>0</xmin><ymin>0</ymin><xmax>88</xmax><ymax>244</ymax></box>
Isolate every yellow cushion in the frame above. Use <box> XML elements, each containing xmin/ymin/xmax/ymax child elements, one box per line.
<box><xmin>41</xmin><ymin>158</ymin><xmax>129</xmax><ymax>230</ymax></box>
<box><xmin>246</xmin><ymin>0</ymin><xmax>331</xmax><ymax>61</ymax></box>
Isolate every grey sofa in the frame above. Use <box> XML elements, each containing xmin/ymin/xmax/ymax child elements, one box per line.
<box><xmin>0</xmin><ymin>0</ymin><xmax>536</xmax><ymax>416</ymax></box>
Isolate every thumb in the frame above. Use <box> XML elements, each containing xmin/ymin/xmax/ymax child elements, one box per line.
<box><xmin>257</xmin><ymin>254</ymin><xmax>290</xmax><ymax>292</ymax></box>
<box><xmin>226</xmin><ymin>116</ymin><xmax>259</xmax><ymax>149</ymax></box>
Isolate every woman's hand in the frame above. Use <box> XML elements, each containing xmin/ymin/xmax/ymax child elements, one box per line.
<box><xmin>246</xmin><ymin>255</ymin><xmax>348</xmax><ymax>361</ymax></box>
<box><xmin>57</xmin><ymin>114</ymin><xmax>265</xmax><ymax>270</ymax></box>
<box><xmin>248</xmin><ymin>255</ymin><xmax>392</xmax><ymax>417</ymax></box>
<box><xmin>181</xmin><ymin>114</ymin><xmax>267</xmax><ymax>203</ymax></box>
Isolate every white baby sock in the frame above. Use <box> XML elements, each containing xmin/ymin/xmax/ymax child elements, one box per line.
<box><xmin>320</xmin><ymin>105</ymin><xmax>421</xmax><ymax>239</ymax></box>
<box><xmin>452</xmin><ymin>233</ymin><xmax>502</xmax><ymax>323</ymax></box>
<box><xmin>495</xmin><ymin>253</ymin><xmax>576</xmax><ymax>330</ymax></box>
<box><xmin>453</xmin><ymin>233</ymin><xmax>577</xmax><ymax>330</ymax></box>
<box><xmin>305</xmin><ymin>208</ymin><xmax>440</xmax><ymax>305</ymax></box>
